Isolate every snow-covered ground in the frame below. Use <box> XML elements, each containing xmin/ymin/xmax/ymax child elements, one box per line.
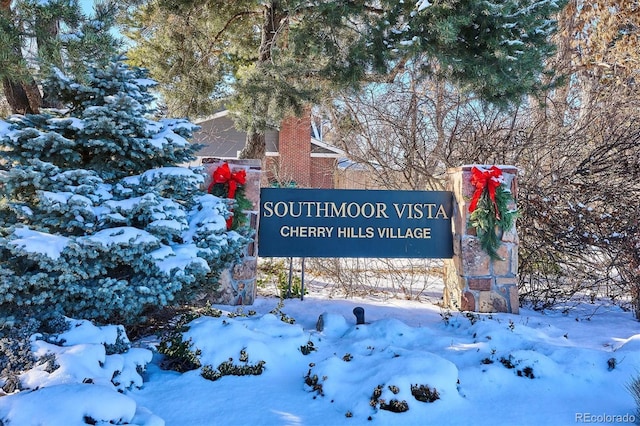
<box><xmin>1</xmin><ymin>278</ymin><xmax>640</xmax><ymax>426</ymax></box>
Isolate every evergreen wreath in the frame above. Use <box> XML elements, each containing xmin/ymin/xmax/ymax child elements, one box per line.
<box><xmin>208</xmin><ymin>163</ymin><xmax>252</xmax><ymax>230</ymax></box>
<box><xmin>468</xmin><ymin>166</ymin><xmax>517</xmax><ymax>260</ymax></box>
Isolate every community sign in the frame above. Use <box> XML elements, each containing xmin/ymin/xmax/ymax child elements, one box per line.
<box><xmin>258</xmin><ymin>188</ymin><xmax>453</xmax><ymax>258</ymax></box>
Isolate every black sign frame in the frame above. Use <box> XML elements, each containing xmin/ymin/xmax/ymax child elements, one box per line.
<box><xmin>258</xmin><ymin>188</ymin><xmax>453</xmax><ymax>259</ymax></box>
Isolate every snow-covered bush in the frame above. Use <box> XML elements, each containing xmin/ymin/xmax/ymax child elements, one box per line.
<box><xmin>0</xmin><ymin>317</ymin><xmax>160</xmax><ymax>425</ymax></box>
<box><xmin>0</xmin><ymin>57</ymin><xmax>250</xmax><ymax>326</ymax></box>
<box><xmin>24</xmin><ymin>318</ymin><xmax>152</xmax><ymax>392</ymax></box>
<box><xmin>0</xmin><ymin>319</ymin><xmax>42</xmax><ymax>393</ymax></box>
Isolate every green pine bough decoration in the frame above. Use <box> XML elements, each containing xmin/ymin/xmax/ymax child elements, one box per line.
<box><xmin>468</xmin><ymin>166</ymin><xmax>518</xmax><ymax>260</ymax></box>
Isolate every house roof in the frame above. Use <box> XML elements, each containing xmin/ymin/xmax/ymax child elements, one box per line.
<box><xmin>192</xmin><ymin>110</ymin><xmax>343</xmax><ymax>158</ymax></box>
<box><xmin>192</xmin><ymin>111</ymin><xmax>278</xmax><ymax>158</ymax></box>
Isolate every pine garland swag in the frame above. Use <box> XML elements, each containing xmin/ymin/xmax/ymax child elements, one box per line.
<box><xmin>467</xmin><ymin>167</ymin><xmax>517</xmax><ymax>260</ymax></box>
<box><xmin>209</xmin><ymin>184</ymin><xmax>252</xmax><ymax>229</ymax></box>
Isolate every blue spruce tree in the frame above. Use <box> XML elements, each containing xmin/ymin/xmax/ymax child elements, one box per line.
<box><xmin>0</xmin><ymin>57</ymin><xmax>250</xmax><ymax>325</ymax></box>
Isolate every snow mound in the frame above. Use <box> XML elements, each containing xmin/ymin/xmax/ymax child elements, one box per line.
<box><xmin>0</xmin><ymin>319</ymin><xmax>158</xmax><ymax>426</ymax></box>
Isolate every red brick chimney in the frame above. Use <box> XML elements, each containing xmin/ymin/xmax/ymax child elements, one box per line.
<box><xmin>278</xmin><ymin>109</ymin><xmax>311</xmax><ymax>187</ymax></box>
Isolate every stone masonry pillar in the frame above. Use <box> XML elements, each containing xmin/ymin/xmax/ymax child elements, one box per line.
<box><xmin>443</xmin><ymin>165</ymin><xmax>519</xmax><ymax>314</ymax></box>
<box><xmin>202</xmin><ymin>159</ymin><xmax>261</xmax><ymax>306</ymax></box>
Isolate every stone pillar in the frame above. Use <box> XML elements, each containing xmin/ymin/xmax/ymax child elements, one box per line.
<box><xmin>443</xmin><ymin>165</ymin><xmax>519</xmax><ymax>314</ymax></box>
<box><xmin>202</xmin><ymin>159</ymin><xmax>261</xmax><ymax>306</ymax></box>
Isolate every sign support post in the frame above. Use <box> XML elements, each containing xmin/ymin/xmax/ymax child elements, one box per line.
<box><xmin>300</xmin><ymin>257</ymin><xmax>306</xmax><ymax>301</ymax></box>
<box><xmin>287</xmin><ymin>257</ymin><xmax>294</xmax><ymax>299</ymax></box>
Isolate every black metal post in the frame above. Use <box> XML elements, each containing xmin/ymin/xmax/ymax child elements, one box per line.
<box><xmin>287</xmin><ymin>257</ymin><xmax>293</xmax><ymax>299</ymax></box>
<box><xmin>300</xmin><ymin>257</ymin><xmax>305</xmax><ymax>301</ymax></box>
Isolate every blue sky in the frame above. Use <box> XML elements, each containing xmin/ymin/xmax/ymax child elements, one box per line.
<box><xmin>79</xmin><ymin>0</ymin><xmax>96</xmax><ymax>14</ymax></box>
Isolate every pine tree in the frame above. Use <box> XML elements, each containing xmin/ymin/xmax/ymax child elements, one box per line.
<box><xmin>0</xmin><ymin>57</ymin><xmax>250</xmax><ymax>326</ymax></box>
<box><xmin>0</xmin><ymin>0</ymin><xmax>120</xmax><ymax>114</ymax></box>
<box><xmin>123</xmin><ymin>0</ymin><xmax>566</xmax><ymax>158</ymax></box>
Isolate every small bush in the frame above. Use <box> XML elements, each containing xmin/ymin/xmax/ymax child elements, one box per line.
<box><xmin>411</xmin><ymin>384</ymin><xmax>440</xmax><ymax>403</ymax></box>
<box><xmin>370</xmin><ymin>384</ymin><xmax>383</xmax><ymax>406</ymax></box>
<box><xmin>157</xmin><ymin>315</ymin><xmax>202</xmax><ymax>372</ymax></box>
<box><xmin>304</xmin><ymin>365</ymin><xmax>325</xmax><ymax>396</ymax></box>
<box><xmin>269</xmin><ymin>300</ymin><xmax>296</xmax><ymax>324</ymax></box>
<box><xmin>380</xmin><ymin>399</ymin><xmax>409</xmax><ymax>413</ymax></box>
<box><xmin>499</xmin><ymin>356</ymin><xmax>516</xmax><ymax>369</ymax></box>
<box><xmin>200</xmin><ymin>350</ymin><xmax>266</xmax><ymax>382</ymax></box>
<box><xmin>517</xmin><ymin>366</ymin><xmax>535</xmax><ymax>379</ymax></box>
<box><xmin>370</xmin><ymin>384</ymin><xmax>410</xmax><ymax>413</ymax></box>
<box><xmin>300</xmin><ymin>341</ymin><xmax>316</xmax><ymax>355</ymax></box>
<box><xmin>0</xmin><ymin>317</ymin><xmax>69</xmax><ymax>393</ymax></box>
<box><xmin>158</xmin><ymin>336</ymin><xmax>201</xmax><ymax>372</ymax></box>
<box><xmin>104</xmin><ymin>327</ymin><xmax>131</xmax><ymax>355</ymax></box>
<box><xmin>257</xmin><ymin>259</ymin><xmax>306</xmax><ymax>299</ymax></box>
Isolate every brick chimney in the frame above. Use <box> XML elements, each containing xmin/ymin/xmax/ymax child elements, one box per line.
<box><xmin>278</xmin><ymin>109</ymin><xmax>311</xmax><ymax>187</ymax></box>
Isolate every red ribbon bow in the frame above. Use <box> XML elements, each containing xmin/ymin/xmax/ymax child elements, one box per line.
<box><xmin>469</xmin><ymin>166</ymin><xmax>503</xmax><ymax>219</ymax></box>
<box><xmin>209</xmin><ymin>163</ymin><xmax>246</xmax><ymax>199</ymax></box>
<box><xmin>209</xmin><ymin>163</ymin><xmax>247</xmax><ymax>229</ymax></box>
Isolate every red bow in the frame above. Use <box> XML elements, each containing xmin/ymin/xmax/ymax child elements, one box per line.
<box><xmin>209</xmin><ymin>163</ymin><xmax>246</xmax><ymax>199</ymax></box>
<box><xmin>209</xmin><ymin>163</ymin><xmax>247</xmax><ymax>229</ymax></box>
<box><xmin>469</xmin><ymin>166</ymin><xmax>503</xmax><ymax>218</ymax></box>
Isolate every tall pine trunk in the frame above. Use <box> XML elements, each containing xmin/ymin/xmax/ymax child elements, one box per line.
<box><xmin>2</xmin><ymin>79</ymin><xmax>42</xmax><ymax>114</ymax></box>
<box><xmin>239</xmin><ymin>1</ymin><xmax>286</xmax><ymax>159</ymax></box>
<box><xmin>1</xmin><ymin>0</ymin><xmax>42</xmax><ymax>114</ymax></box>
<box><xmin>37</xmin><ymin>12</ymin><xmax>63</xmax><ymax>109</ymax></box>
<box><xmin>239</xmin><ymin>131</ymin><xmax>266</xmax><ymax>159</ymax></box>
